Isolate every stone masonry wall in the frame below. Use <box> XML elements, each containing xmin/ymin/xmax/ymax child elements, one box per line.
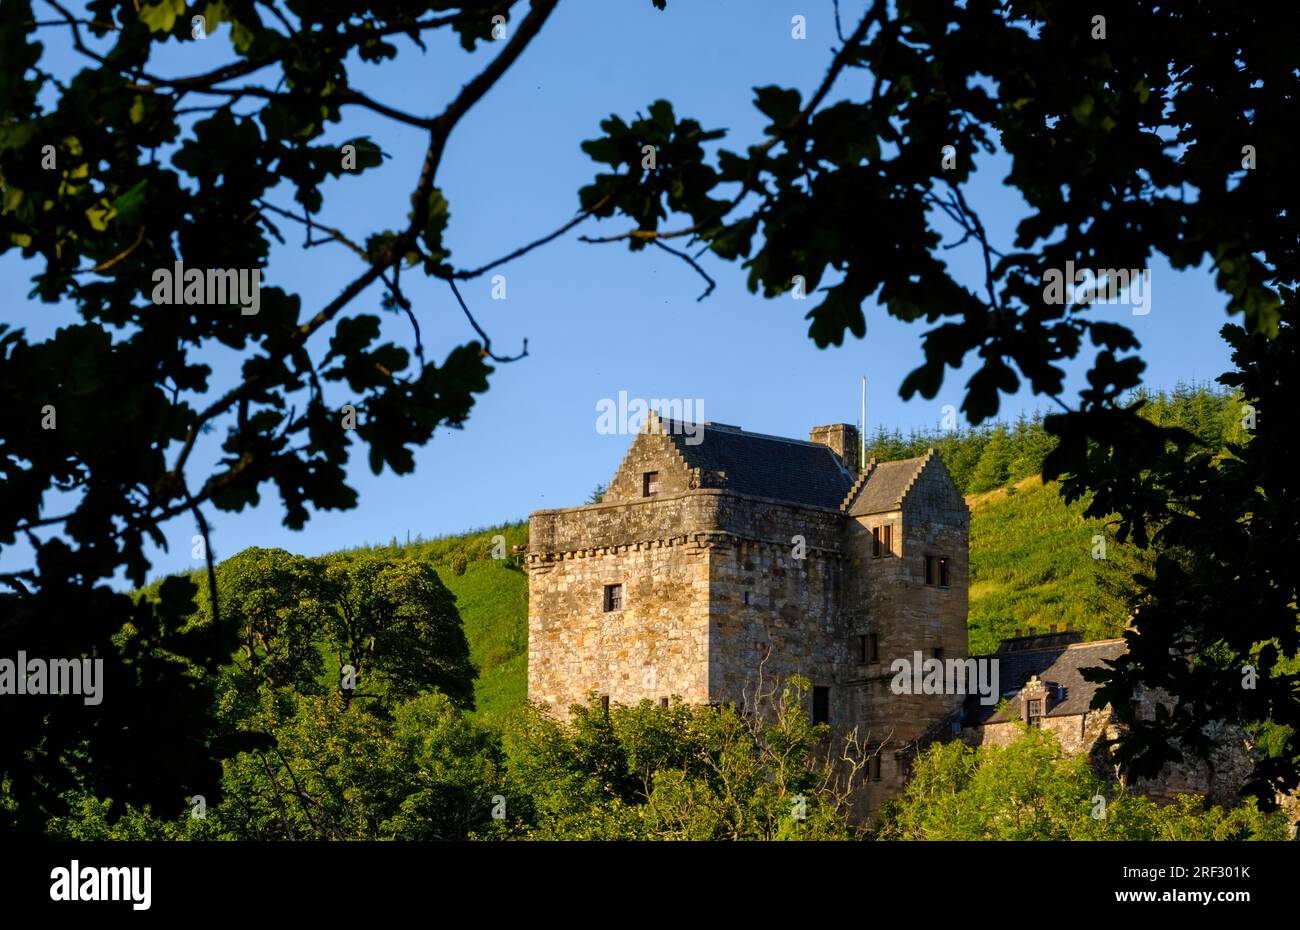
<box><xmin>964</xmin><ymin>708</ymin><xmax>1114</xmax><ymax>755</ymax></box>
<box><xmin>896</xmin><ymin>454</ymin><xmax>971</xmax><ymax>676</ymax></box>
<box><xmin>528</xmin><ymin>535</ymin><xmax>710</xmax><ymax>716</ymax></box>
<box><xmin>528</xmin><ymin>487</ymin><xmax>722</xmax><ymax>717</ymax></box>
<box><xmin>1130</xmin><ymin>687</ymin><xmax>1259</xmax><ymax>808</ymax></box>
<box><xmin>703</xmin><ymin>495</ymin><xmax>847</xmax><ymax>719</ymax></box>
<box><xmin>966</xmin><ymin>694</ymin><xmax>1276</xmax><ymax>816</ymax></box>
<box><xmin>846</xmin><ymin>455</ymin><xmax>971</xmax><ymax>814</ymax></box>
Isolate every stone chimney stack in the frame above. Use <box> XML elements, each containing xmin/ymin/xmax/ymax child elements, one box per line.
<box><xmin>809</xmin><ymin>423</ymin><xmax>860</xmax><ymax>474</ymax></box>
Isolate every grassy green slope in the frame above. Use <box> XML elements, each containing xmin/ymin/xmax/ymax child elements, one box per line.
<box><xmin>967</xmin><ymin>476</ymin><xmax>1145</xmax><ymax>655</ymax></box>
<box><xmin>440</xmin><ymin>558</ymin><xmax>527</xmax><ymax>720</ymax></box>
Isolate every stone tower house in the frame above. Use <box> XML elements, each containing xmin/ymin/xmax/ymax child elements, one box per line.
<box><xmin>526</xmin><ymin>411</ymin><xmax>970</xmax><ymax>812</ymax></box>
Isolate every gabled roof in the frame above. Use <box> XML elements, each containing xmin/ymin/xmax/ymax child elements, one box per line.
<box><xmin>963</xmin><ymin>639</ymin><xmax>1127</xmax><ymax>726</ymax></box>
<box><xmin>659</xmin><ymin>419</ymin><xmax>854</xmax><ymax>510</ymax></box>
<box><xmin>845</xmin><ymin>454</ymin><xmax>930</xmax><ymax>515</ymax></box>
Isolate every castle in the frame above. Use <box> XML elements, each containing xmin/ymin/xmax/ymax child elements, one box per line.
<box><xmin>525</xmin><ymin>411</ymin><xmax>1286</xmax><ymax>821</ymax></box>
<box><xmin>526</xmin><ymin>412</ymin><xmax>970</xmax><ymax>813</ymax></box>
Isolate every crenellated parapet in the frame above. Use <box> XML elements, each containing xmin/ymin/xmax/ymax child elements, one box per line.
<box><xmin>529</xmin><ymin>489</ymin><xmax>846</xmax><ymax>564</ymax></box>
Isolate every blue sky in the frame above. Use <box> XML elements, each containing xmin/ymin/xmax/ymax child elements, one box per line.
<box><xmin>3</xmin><ymin>1</ymin><xmax>1237</xmax><ymax>583</ymax></box>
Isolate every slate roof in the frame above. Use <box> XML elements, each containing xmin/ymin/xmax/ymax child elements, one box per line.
<box><xmin>846</xmin><ymin>455</ymin><xmax>929</xmax><ymax>515</ymax></box>
<box><xmin>964</xmin><ymin>638</ymin><xmax>1127</xmax><ymax>726</ymax></box>
<box><xmin>660</xmin><ymin>420</ymin><xmax>855</xmax><ymax>510</ymax></box>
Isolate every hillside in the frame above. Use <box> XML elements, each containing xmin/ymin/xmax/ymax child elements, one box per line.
<box><xmin>965</xmin><ymin>476</ymin><xmax>1145</xmax><ymax>654</ymax></box>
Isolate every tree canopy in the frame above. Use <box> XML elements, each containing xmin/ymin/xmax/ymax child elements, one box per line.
<box><xmin>877</xmin><ymin>727</ymin><xmax>1289</xmax><ymax>841</ymax></box>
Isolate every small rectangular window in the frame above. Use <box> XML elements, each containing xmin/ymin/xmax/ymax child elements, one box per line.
<box><xmin>872</xmin><ymin>526</ymin><xmax>882</xmax><ymax>557</ymax></box>
<box><xmin>858</xmin><ymin>634</ymin><xmax>869</xmax><ymax>664</ymax></box>
<box><xmin>1027</xmin><ymin>699</ymin><xmax>1043</xmax><ymax>728</ymax></box>
<box><xmin>659</xmin><ymin>697</ymin><xmax>669</xmax><ymax>708</ymax></box>
<box><xmin>939</xmin><ymin>557</ymin><xmax>950</xmax><ymax>588</ymax></box>
<box><xmin>870</xmin><ymin>633</ymin><xmax>879</xmax><ymax>662</ymax></box>
<box><xmin>603</xmin><ymin>583</ymin><xmax>623</xmax><ymax>612</ymax></box>
<box><xmin>924</xmin><ymin>555</ymin><xmax>935</xmax><ymax>585</ymax></box>
<box><xmin>869</xmin><ymin>754</ymin><xmax>882</xmax><ymax>782</ymax></box>
<box><xmin>812</xmin><ymin>686</ymin><xmax>830</xmax><ymax>725</ymax></box>
<box><xmin>642</xmin><ymin>471</ymin><xmax>659</xmax><ymax>496</ymax></box>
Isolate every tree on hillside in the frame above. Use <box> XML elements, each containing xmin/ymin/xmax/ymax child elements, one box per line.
<box><xmin>199</xmin><ymin>690</ymin><xmax>499</xmax><ymax>840</ymax></box>
<box><xmin>863</xmin><ymin>426</ymin><xmax>910</xmax><ymax>462</ymax></box>
<box><xmin>932</xmin><ymin>429</ymin><xmax>987</xmax><ymax>494</ymax></box>
<box><xmin>202</xmin><ymin>547</ymin><xmax>477</xmax><ymax>707</ymax></box>
<box><xmin>1005</xmin><ymin>415</ymin><xmax>1055</xmax><ymax>484</ymax></box>
<box><xmin>195</xmin><ymin>547</ymin><xmax>476</xmax><ymax>710</ymax></box>
<box><xmin>0</xmin><ymin>0</ymin><xmax>562</xmax><ymax>831</ymax></box>
<box><xmin>324</xmin><ymin>554</ymin><xmax>476</xmax><ymax>708</ymax></box>
<box><xmin>204</xmin><ymin>547</ymin><xmax>330</xmax><ymax>693</ymax></box>
<box><xmin>967</xmin><ymin>425</ymin><xmax>1011</xmax><ymax>493</ymax></box>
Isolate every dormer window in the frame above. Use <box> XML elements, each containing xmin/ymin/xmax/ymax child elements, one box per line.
<box><xmin>1027</xmin><ymin>698</ymin><xmax>1043</xmax><ymax>728</ymax></box>
<box><xmin>642</xmin><ymin>471</ymin><xmax>659</xmax><ymax>496</ymax></box>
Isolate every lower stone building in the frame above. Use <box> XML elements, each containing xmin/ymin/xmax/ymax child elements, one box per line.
<box><xmin>961</xmin><ymin>628</ymin><xmax>1268</xmax><ymax>811</ymax></box>
<box><xmin>961</xmin><ymin>630</ymin><xmax>1123</xmax><ymax>757</ymax></box>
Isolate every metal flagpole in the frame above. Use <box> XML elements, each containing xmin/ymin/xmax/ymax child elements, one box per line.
<box><xmin>860</xmin><ymin>376</ymin><xmax>866</xmax><ymax>468</ymax></box>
